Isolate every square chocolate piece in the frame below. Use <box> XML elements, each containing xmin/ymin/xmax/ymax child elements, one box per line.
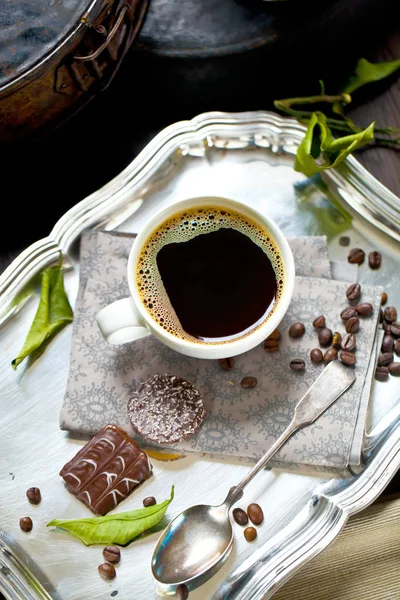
<box><xmin>60</xmin><ymin>424</ymin><xmax>152</xmax><ymax>515</ymax></box>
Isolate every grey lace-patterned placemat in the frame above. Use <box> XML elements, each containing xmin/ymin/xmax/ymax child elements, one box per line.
<box><xmin>61</xmin><ymin>230</ymin><xmax>383</xmax><ymax>475</ymax></box>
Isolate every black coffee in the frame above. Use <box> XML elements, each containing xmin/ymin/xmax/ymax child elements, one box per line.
<box><xmin>136</xmin><ymin>206</ymin><xmax>284</xmax><ymax>344</ymax></box>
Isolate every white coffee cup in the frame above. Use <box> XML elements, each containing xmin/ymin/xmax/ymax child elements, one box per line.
<box><xmin>96</xmin><ymin>196</ymin><xmax>295</xmax><ymax>359</ymax></box>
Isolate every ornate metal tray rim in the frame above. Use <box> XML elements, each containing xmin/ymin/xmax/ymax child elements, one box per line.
<box><xmin>1</xmin><ymin>110</ymin><xmax>400</xmax><ymax>600</ymax></box>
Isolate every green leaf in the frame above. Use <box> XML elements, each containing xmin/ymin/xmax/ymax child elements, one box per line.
<box><xmin>342</xmin><ymin>57</ymin><xmax>400</xmax><ymax>95</ymax></box>
<box><xmin>47</xmin><ymin>486</ymin><xmax>175</xmax><ymax>546</ymax></box>
<box><xmin>11</xmin><ymin>254</ymin><xmax>73</xmax><ymax>370</ymax></box>
<box><xmin>294</xmin><ymin>112</ymin><xmax>374</xmax><ymax>177</ymax></box>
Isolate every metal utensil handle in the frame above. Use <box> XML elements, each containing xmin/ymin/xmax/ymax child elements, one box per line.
<box><xmin>223</xmin><ymin>420</ymin><xmax>299</xmax><ymax>507</ymax></box>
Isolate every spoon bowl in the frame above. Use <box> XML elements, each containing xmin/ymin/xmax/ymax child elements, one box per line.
<box><xmin>152</xmin><ymin>502</ymin><xmax>233</xmax><ymax>591</ymax></box>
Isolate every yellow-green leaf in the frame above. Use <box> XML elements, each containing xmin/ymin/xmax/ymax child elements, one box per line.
<box><xmin>342</xmin><ymin>57</ymin><xmax>400</xmax><ymax>95</ymax></box>
<box><xmin>47</xmin><ymin>486</ymin><xmax>175</xmax><ymax>546</ymax></box>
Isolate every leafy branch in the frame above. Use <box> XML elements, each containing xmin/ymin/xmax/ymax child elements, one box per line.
<box><xmin>273</xmin><ymin>58</ymin><xmax>400</xmax><ymax>177</ymax></box>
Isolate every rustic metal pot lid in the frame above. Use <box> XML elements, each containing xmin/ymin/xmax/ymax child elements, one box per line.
<box><xmin>135</xmin><ymin>0</ymin><xmax>384</xmax><ymax>58</ymax></box>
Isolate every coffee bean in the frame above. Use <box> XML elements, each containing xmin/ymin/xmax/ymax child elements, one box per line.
<box><xmin>310</xmin><ymin>348</ymin><xmax>323</xmax><ymax>363</ymax></box>
<box><xmin>381</xmin><ymin>292</ymin><xmax>388</xmax><ymax>305</ymax></box>
<box><xmin>384</xmin><ymin>306</ymin><xmax>397</xmax><ymax>323</ymax></box>
<box><xmin>332</xmin><ymin>332</ymin><xmax>342</xmax><ymax>349</ymax></box>
<box><xmin>390</xmin><ymin>322</ymin><xmax>400</xmax><ymax>337</ymax></box>
<box><xmin>388</xmin><ymin>362</ymin><xmax>400</xmax><ymax>376</ymax></box>
<box><xmin>103</xmin><ymin>546</ymin><xmax>121</xmax><ymax>564</ymax></box>
<box><xmin>243</xmin><ymin>527</ymin><xmax>257</xmax><ymax>542</ymax></box>
<box><xmin>98</xmin><ymin>563</ymin><xmax>116</xmax><ymax>580</ymax></box>
<box><xmin>395</xmin><ymin>339</ymin><xmax>400</xmax><ymax>356</ymax></box>
<box><xmin>232</xmin><ymin>508</ymin><xmax>249</xmax><ymax>526</ymax></box>
<box><xmin>368</xmin><ymin>251</ymin><xmax>382</xmax><ymax>269</ymax></box>
<box><xmin>267</xmin><ymin>329</ymin><xmax>281</xmax><ymax>341</ymax></box>
<box><xmin>176</xmin><ymin>584</ymin><xmax>189</xmax><ymax>600</ymax></box>
<box><xmin>340</xmin><ymin>307</ymin><xmax>357</xmax><ymax>321</ymax></box>
<box><xmin>143</xmin><ymin>496</ymin><xmax>157</xmax><ymax>507</ymax></box>
<box><xmin>345</xmin><ymin>317</ymin><xmax>359</xmax><ymax>333</ymax></box>
<box><xmin>241</xmin><ymin>376</ymin><xmax>257</xmax><ymax>389</ymax></box>
<box><xmin>247</xmin><ymin>503</ymin><xmax>264</xmax><ymax>525</ymax></box>
<box><xmin>323</xmin><ymin>348</ymin><xmax>338</xmax><ymax>363</ymax></box>
<box><xmin>379</xmin><ymin>309</ymin><xmax>384</xmax><ymax>323</ymax></box>
<box><xmin>318</xmin><ymin>328</ymin><xmax>333</xmax><ymax>346</ymax></box>
<box><xmin>346</xmin><ymin>283</ymin><xmax>361</xmax><ymax>301</ymax></box>
<box><xmin>19</xmin><ymin>517</ymin><xmax>33</xmax><ymax>532</ymax></box>
<box><xmin>219</xmin><ymin>357</ymin><xmax>235</xmax><ymax>371</ymax></box>
<box><xmin>290</xmin><ymin>359</ymin><xmax>305</xmax><ymax>371</ymax></box>
<box><xmin>339</xmin><ymin>351</ymin><xmax>356</xmax><ymax>366</ymax></box>
<box><xmin>383</xmin><ymin>321</ymin><xmax>392</xmax><ymax>334</ymax></box>
<box><xmin>264</xmin><ymin>339</ymin><xmax>279</xmax><ymax>352</ymax></box>
<box><xmin>26</xmin><ymin>487</ymin><xmax>41</xmax><ymax>505</ymax></box>
<box><xmin>348</xmin><ymin>248</ymin><xmax>365</xmax><ymax>264</ymax></box>
<box><xmin>312</xmin><ymin>315</ymin><xmax>325</xmax><ymax>328</ymax></box>
<box><xmin>375</xmin><ymin>366</ymin><xmax>389</xmax><ymax>381</ymax></box>
<box><xmin>339</xmin><ymin>236</ymin><xmax>350</xmax><ymax>247</ymax></box>
<box><xmin>382</xmin><ymin>335</ymin><xmax>394</xmax><ymax>353</ymax></box>
<box><xmin>355</xmin><ymin>303</ymin><xmax>373</xmax><ymax>317</ymax></box>
<box><xmin>341</xmin><ymin>333</ymin><xmax>356</xmax><ymax>352</ymax></box>
<box><xmin>378</xmin><ymin>352</ymin><xmax>394</xmax><ymax>366</ymax></box>
<box><xmin>289</xmin><ymin>322</ymin><xmax>305</xmax><ymax>339</ymax></box>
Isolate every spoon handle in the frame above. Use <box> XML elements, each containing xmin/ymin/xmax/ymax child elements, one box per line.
<box><xmin>223</xmin><ymin>361</ymin><xmax>356</xmax><ymax>508</ymax></box>
<box><xmin>223</xmin><ymin>420</ymin><xmax>299</xmax><ymax>507</ymax></box>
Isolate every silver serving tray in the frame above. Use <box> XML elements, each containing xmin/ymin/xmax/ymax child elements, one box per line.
<box><xmin>1</xmin><ymin>110</ymin><xmax>400</xmax><ymax>600</ymax></box>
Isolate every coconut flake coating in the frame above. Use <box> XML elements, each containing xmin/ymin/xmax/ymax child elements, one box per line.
<box><xmin>127</xmin><ymin>374</ymin><xmax>206</xmax><ymax>444</ymax></box>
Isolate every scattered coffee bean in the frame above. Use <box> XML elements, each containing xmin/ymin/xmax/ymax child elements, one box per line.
<box><xmin>390</xmin><ymin>322</ymin><xmax>400</xmax><ymax>337</ymax></box>
<box><xmin>289</xmin><ymin>322</ymin><xmax>305</xmax><ymax>339</ymax></box>
<box><xmin>382</xmin><ymin>335</ymin><xmax>394</xmax><ymax>353</ymax></box>
<box><xmin>345</xmin><ymin>317</ymin><xmax>359</xmax><ymax>333</ymax></box>
<box><xmin>395</xmin><ymin>339</ymin><xmax>400</xmax><ymax>356</ymax></box>
<box><xmin>310</xmin><ymin>348</ymin><xmax>323</xmax><ymax>363</ymax></box>
<box><xmin>241</xmin><ymin>376</ymin><xmax>257</xmax><ymax>389</ymax></box>
<box><xmin>332</xmin><ymin>332</ymin><xmax>342</xmax><ymax>349</ymax></box>
<box><xmin>346</xmin><ymin>283</ymin><xmax>361</xmax><ymax>301</ymax></box>
<box><xmin>98</xmin><ymin>563</ymin><xmax>116</xmax><ymax>580</ymax></box>
<box><xmin>339</xmin><ymin>351</ymin><xmax>356</xmax><ymax>366</ymax></box>
<box><xmin>388</xmin><ymin>362</ymin><xmax>400</xmax><ymax>376</ymax></box>
<box><xmin>355</xmin><ymin>302</ymin><xmax>373</xmax><ymax>317</ymax></box>
<box><xmin>264</xmin><ymin>339</ymin><xmax>279</xmax><ymax>352</ymax></box>
<box><xmin>348</xmin><ymin>248</ymin><xmax>365</xmax><ymax>264</ymax></box>
<box><xmin>247</xmin><ymin>503</ymin><xmax>264</xmax><ymax>526</ymax></box>
<box><xmin>341</xmin><ymin>333</ymin><xmax>356</xmax><ymax>352</ymax></box>
<box><xmin>175</xmin><ymin>584</ymin><xmax>189</xmax><ymax>600</ymax></box>
<box><xmin>339</xmin><ymin>236</ymin><xmax>350</xmax><ymax>247</ymax></box>
<box><xmin>243</xmin><ymin>527</ymin><xmax>257</xmax><ymax>542</ymax></box>
<box><xmin>384</xmin><ymin>306</ymin><xmax>397</xmax><ymax>323</ymax></box>
<box><xmin>368</xmin><ymin>251</ymin><xmax>382</xmax><ymax>270</ymax></box>
<box><xmin>103</xmin><ymin>546</ymin><xmax>121</xmax><ymax>564</ymax></box>
<box><xmin>26</xmin><ymin>487</ymin><xmax>41</xmax><ymax>505</ymax></box>
<box><xmin>143</xmin><ymin>496</ymin><xmax>157</xmax><ymax>507</ymax></box>
<box><xmin>379</xmin><ymin>309</ymin><xmax>384</xmax><ymax>323</ymax></box>
<box><xmin>378</xmin><ymin>352</ymin><xmax>394</xmax><ymax>366</ymax></box>
<box><xmin>318</xmin><ymin>328</ymin><xmax>333</xmax><ymax>346</ymax></box>
<box><xmin>383</xmin><ymin>321</ymin><xmax>392</xmax><ymax>334</ymax></box>
<box><xmin>375</xmin><ymin>366</ymin><xmax>389</xmax><ymax>381</ymax></box>
<box><xmin>381</xmin><ymin>292</ymin><xmax>388</xmax><ymax>305</ymax></box>
<box><xmin>312</xmin><ymin>315</ymin><xmax>325</xmax><ymax>328</ymax></box>
<box><xmin>267</xmin><ymin>329</ymin><xmax>281</xmax><ymax>341</ymax></box>
<box><xmin>340</xmin><ymin>307</ymin><xmax>358</xmax><ymax>321</ymax></box>
<box><xmin>219</xmin><ymin>357</ymin><xmax>235</xmax><ymax>371</ymax></box>
<box><xmin>323</xmin><ymin>348</ymin><xmax>338</xmax><ymax>363</ymax></box>
<box><xmin>232</xmin><ymin>508</ymin><xmax>249</xmax><ymax>526</ymax></box>
<box><xmin>19</xmin><ymin>517</ymin><xmax>33</xmax><ymax>532</ymax></box>
<box><xmin>290</xmin><ymin>359</ymin><xmax>306</xmax><ymax>371</ymax></box>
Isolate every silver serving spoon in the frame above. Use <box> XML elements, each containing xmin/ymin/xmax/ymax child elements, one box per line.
<box><xmin>151</xmin><ymin>360</ymin><xmax>356</xmax><ymax>595</ymax></box>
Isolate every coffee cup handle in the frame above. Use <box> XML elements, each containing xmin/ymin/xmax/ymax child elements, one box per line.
<box><xmin>96</xmin><ymin>298</ymin><xmax>151</xmax><ymax>345</ymax></box>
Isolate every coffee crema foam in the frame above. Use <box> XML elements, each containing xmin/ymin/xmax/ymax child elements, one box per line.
<box><xmin>136</xmin><ymin>206</ymin><xmax>285</xmax><ymax>344</ymax></box>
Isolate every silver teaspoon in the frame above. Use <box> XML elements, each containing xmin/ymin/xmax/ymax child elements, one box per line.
<box><xmin>151</xmin><ymin>360</ymin><xmax>356</xmax><ymax>595</ymax></box>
